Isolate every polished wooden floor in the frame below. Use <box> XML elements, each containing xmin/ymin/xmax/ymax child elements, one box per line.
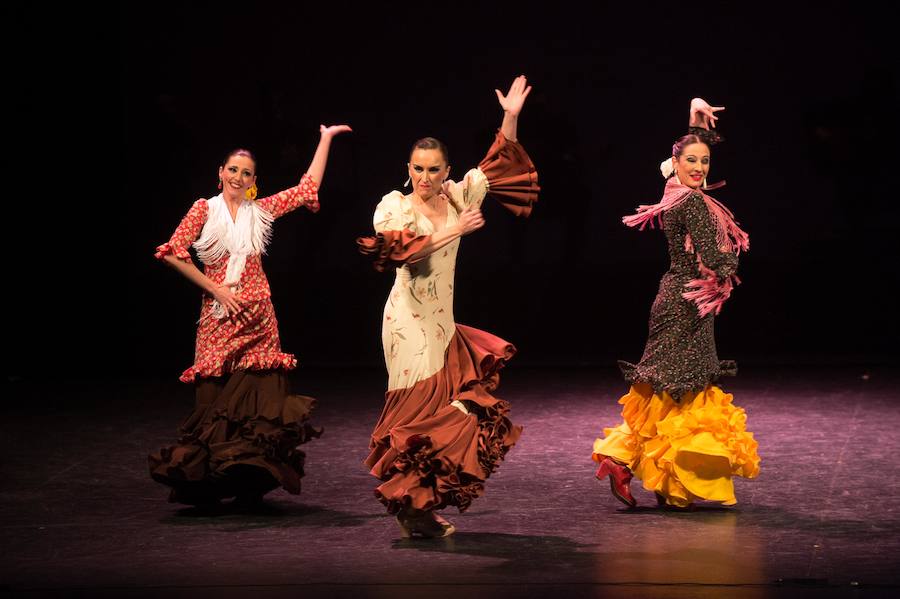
<box><xmin>2</xmin><ymin>365</ymin><xmax>898</xmax><ymax>598</ymax></box>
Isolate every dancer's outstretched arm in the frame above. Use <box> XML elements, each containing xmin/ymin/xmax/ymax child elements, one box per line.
<box><xmin>306</xmin><ymin>124</ymin><xmax>352</xmax><ymax>187</ymax></box>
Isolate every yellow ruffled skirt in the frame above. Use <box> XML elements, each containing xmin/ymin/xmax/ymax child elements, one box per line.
<box><xmin>592</xmin><ymin>383</ymin><xmax>760</xmax><ymax>508</ymax></box>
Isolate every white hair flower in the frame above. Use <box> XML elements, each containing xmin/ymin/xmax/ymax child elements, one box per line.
<box><xmin>659</xmin><ymin>158</ymin><xmax>674</xmax><ymax>179</ymax></box>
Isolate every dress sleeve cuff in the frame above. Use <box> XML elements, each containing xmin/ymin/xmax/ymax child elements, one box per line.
<box><xmin>356</xmin><ymin>229</ymin><xmax>430</xmax><ymax>272</ymax></box>
<box><xmin>682</xmin><ymin>271</ymin><xmax>740</xmax><ymax>317</ymax></box>
<box><xmin>154</xmin><ymin>242</ymin><xmax>191</xmax><ymax>262</ymax></box>
<box><xmin>477</xmin><ymin>131</ymin><xmax>540</xmax><ymax>217</ymax></box>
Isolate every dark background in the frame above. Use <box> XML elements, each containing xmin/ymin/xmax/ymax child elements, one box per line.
<box><xmin>8</xmin><ymin>2</ymin><xmax>898</xmax><ymax>381</ymax></box>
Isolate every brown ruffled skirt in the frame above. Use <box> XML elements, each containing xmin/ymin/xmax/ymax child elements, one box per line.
<box><xmin>149</xmin><ymin>370</ymin><xmax>321</xmax><ymax>505</ymax></box>
<box><xmin>366</xmin><ymin>324</ymin><xmax>522</xmax><ymax>514</ymax></box>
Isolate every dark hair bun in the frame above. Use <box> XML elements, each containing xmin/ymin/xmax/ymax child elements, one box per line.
<box><xmin>688</xmin><ymin>126</ymin><xmax>724</xmax><ymax>146</ymax></box>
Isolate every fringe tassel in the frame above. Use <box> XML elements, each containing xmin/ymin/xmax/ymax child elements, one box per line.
<box><xmin>193</xmin><ymin>195</ymin><xmax>274</xmax><ymax>320</ymax></box>
<box><xmin>623</xmin><ymin>179</ymin><xmax>749</xmax><ymax>256</ymax></box>
<box><xmin>682</xmin><ymin>263</ymin><xmax>742</xmax><ymax>317</ymax></box>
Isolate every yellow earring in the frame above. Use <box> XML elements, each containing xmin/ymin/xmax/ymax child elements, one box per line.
<box><xmin>245</xmin><ymin>183</ymin><xmax>258</xmax><ymax>201</ymax></box>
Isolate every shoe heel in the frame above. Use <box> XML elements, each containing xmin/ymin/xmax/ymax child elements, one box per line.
<box><xmin>595</xmin><ymin>461</ymin><xmax>612</xmax><ymax>480</ymax></box>
<box><xmin>396</xmin><ymin>515</ymin><xmax>412</xmax><ymax>538</ymax></box>
<box><xmin>595</xmin><ymin>457</ymin><xmax>637</xmax><ymax>508</ymax></box>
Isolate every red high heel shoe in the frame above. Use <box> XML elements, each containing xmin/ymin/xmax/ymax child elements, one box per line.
<box><xmin>595</xmin><ymin>457</ymin><xmax>637</xmax><ymax>507</ymax></box>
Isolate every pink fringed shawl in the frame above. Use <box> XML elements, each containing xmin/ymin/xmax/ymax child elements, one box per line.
<box><xmin>623</xmin><ymin>178</ymin><xmax>750</xmax><ymax>316</ymax></box>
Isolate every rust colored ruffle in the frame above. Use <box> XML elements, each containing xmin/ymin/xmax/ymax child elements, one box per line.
<box><xmin>478</xmin><ymin>131</ymin><xmax>541</xmax><ymax>217</ymax></box>
<box><xmin>366</xmin><ymin>324</ymin><xmax>521</xmax><ymax>514</ymax></box>
<box><xmin>149</xmin><ymin>370</ymin><xmax>322</xmax><ymax>505</ymax></box>
<box><xmin>356</xmin><ymin>228</ymin><xmax>430</xmax><ymax>272</ymax></box>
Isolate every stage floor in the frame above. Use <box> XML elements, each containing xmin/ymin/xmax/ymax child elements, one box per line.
<box><xmin>2</xmin><ymin>365</ymin><xmax>898</xmax><ymax>598</ymax></box>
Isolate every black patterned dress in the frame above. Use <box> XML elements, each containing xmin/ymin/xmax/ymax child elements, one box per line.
<box><xmin>593</xmin><ymin>172</ymin><xmax>759</xmax><ymax>508</ymax></box>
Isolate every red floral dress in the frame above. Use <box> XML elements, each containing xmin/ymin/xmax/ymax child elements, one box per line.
<box><xmin>155</xmin><ymin>174</ymin><xmax>319</xmax><ymax>383</ymax></box>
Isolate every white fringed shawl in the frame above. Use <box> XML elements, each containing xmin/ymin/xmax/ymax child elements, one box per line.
<box><xmin>193</xmin><ymin>194</ymin><xmax>274</xmax><ymax>319</ymax></box>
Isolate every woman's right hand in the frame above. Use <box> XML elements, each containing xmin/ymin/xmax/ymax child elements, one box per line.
<box><xmin>458</xmin><ymin>206</ymin><xmax>485</xmax><ymax>236</ymax></box>
<box><xmin>211</xmin><ymin>283</ymin><xmax>243</xmax><ymax>316</ymax></box>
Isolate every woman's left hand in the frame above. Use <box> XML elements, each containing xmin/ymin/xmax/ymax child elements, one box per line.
<box><xmin>689</xmin><ymin>98</ymin><xmax>724</xmax><ymax>130</ymax></box>
<box><xmin>320</xmin><ymin>124</ymin><xmax>352</xmax><ymax>138</ymax></box>
<box><xmin>495</xmin><ymin>75</ymin><xmax>532</xmax><ymax>117</ymax></box>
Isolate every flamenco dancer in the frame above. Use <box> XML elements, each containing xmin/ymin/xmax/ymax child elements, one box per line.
<box><xmin>358</xmin><ymin>76</ymin><xmax>540</xmax><ymax>536</ymax></box>
<box><xmin>150</xmin><ymin>124</ymin><xmax>351</xmax><ymax>507</ymax></box>
<box><xmin>592</xmin><ymin>98</ymin><xmax>760</xmax><ymax>509</ymax></box>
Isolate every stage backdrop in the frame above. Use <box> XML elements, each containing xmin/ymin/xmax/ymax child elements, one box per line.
<box><xmin>8</xmin><ymin>2</ymin><xmax>898</xmax><ymax>380</ymax></box>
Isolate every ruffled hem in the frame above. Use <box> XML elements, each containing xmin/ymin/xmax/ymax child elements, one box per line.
<box><xmin>356</xmin><ymin>228</ymin><xmax>430</xmax><ymax>272</ymax></box>
<box><xmin>155</xmin><ymin>242</ymin><xmax>192</xmax><ymax>262</ymax></box>
<box><xmin>180</xmin><ymin>351</ymin><xmax>297</xmax><ymax>384</ymax></box>
<box><xmin>618</xmin><ymin>359</ymin><xmax>737</xmax><ymax>400</ymax></box>
<box><xmin>149</xmin><ymin>370</ymin><xmax>322</xmax><ymax>504</ymax></box>
<box><xmin>478</xmin><ymin>131</ymin><xmax>540</xmax><ymax>217</ymax></box>
<box><xmin>366</xmin><ymin>324</ymin><xmax>521</xmax><ymax>514</ymax></box>
<box><xmin>593</xmin><ymin>383</ymin><xmax>759</xmax><ymax>508</ymax></box>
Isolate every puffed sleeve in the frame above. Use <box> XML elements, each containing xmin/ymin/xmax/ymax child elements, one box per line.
<box><xmin>356</xmin><ymin>192</ymin><xmax>431</xmax><ymax>272</ymax></box>
<box><xmin>255</xmin><ymin>173</ymin><xmax>320</xmax><ymax>219</ymax></box>
<box><xmin>443</xmin><ymin>132</ymin><xmax>540</xmax><ymax>216</ymax></box>
<box><xmin>155</xmin><ymin>199</ymin><xmax>208</xmax><ymax>262</ymax></box>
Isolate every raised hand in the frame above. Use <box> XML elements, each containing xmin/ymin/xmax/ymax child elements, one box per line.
<box><xmin>690</xmin><ymin>98</ymin><xmax>724</xmax><ymax>130</ymax></box>
<box><xmin>307</xmin><ymin>124</ymin><xmax>352</xmax><ymax>187</ymax></box>
<box><xmin>495</xmin><ymin>75</ymin><xmax>532</xmax><ymax>117</ymax></box>
<box><xmin>320</xmin><ymin>124</ymin><xmax>353</xmax><ymax>138</ymax></box>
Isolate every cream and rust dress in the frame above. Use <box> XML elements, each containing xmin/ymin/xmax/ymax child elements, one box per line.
<box><xmin>359</xmin><ymin>132</ymin><xmax>539</xmax><ymax>514</ymax></box>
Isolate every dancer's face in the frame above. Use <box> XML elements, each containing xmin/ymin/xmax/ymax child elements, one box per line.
<box><xmin>408</xmin><ymin>148</ymin><xmax>449</xmax><ymax>202</ymax></box>
<box><xmin>673</xmin><ymin>142</ymin><xmax>710</xmax><ymax>189</ymax></box>
<box><xmin>218</xmin><ymin>155</ymin><xmax>257</xmax><ymax>201</ymax></box>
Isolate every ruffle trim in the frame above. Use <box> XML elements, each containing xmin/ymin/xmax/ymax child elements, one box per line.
<box><xmin>149</xmin><ymin>371</ymin><xmax>322</xmax><ymax>504</ymax></box>
<box><xmin>593</xmin><ymin>383</ymin><xmax>759</xmax><ymax>507</ymax></box>
<box><xmin>379</xmin><ymin>397</ymin><xmax>517</xmax><ymax>514</ymax></box>
<box><xmin>618</xmin><ymin>359</ymin><xmax>737</xmax><ymax>401</ymax></box>
<box><xmin>478</xmin><ymin>131</ymin><xmax>541</xmax><ymax>217</ymax></box>
<box><xmin>180</xmin><ymin>351</ymin><xmax>298</xmax><ymax>383</ymax></box>
<box><xmin>155</xmin><ymin>242</ymin><xmax>192</xmax><ymax>262</ymax></box>
<box><xmin>356</xmin><ymin>228</ymin><xmax>430</xmax><ymax>272</ymax></box>
<box><xmin>366</xmin><ymin>324</ymin><xmax>521</xmax><ymax>513</ymax></box>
